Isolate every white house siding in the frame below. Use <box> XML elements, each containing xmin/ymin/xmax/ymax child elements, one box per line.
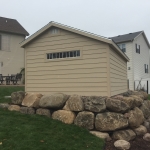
<box><xmin>125</xmin><ymin>42</ymin><xmax>134</xmax><ymax>90</ymax></box>
<box><xmin>0</xmin><ymin>32</ymin><xmax>25</xmax><ymax>76</ymax></box>
<box><xmin>133</xmin><ymin>34</ymin><xmax>150</xmax><ymax>84</ymax></box>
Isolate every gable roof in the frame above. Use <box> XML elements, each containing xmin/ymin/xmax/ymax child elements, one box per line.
<box><xmin>20</xmin><ymin>21</ymin><xmax>129</xmax><ymax>61</ymax></box>
<box><xmin>110</xmin><ymin>31</ymin><xmax>150</xmax><ymax>48</ymax></box>
<box><xmin>0</xmin><ymin>17</ymin><xmax>29</xmax><ymax>36</ymax></box>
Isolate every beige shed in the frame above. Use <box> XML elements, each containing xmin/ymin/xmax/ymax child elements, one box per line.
<box><xmin>21</xmin><ymin>22</ymin><xmax>129</xmax><ymax>97</ymax></box>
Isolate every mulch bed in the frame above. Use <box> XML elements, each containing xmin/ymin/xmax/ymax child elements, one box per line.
<box><xmin>104</xmin><ymin>134</ymin><xmax>150</xmax><ymax>150</ymax></box>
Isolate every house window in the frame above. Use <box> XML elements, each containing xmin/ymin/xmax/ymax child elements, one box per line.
<box><xmin>118</xmin><ymin>44</ymin><xmax>126</xmax><ymax>53</ymax></box>
<box><xmin>47</xmin><ymin>50</ymin><xmax>80</xmax><ymax>60</ymax></box>
<box><xmin>144</xmin><ymin>64</ymin><xmax>148</xmax><ymax>73</ymax></box>
<box><xmin>0</xmin><ymin>34</ymin><xmax>10</xmax><ymax>51</ymax></box>
<box><xmin>136</xmin><ymin>44</ymin><xmax>140</xmax><ymax>54</ymax></box>
<box><xmin>50</xmin><ymin>28</ymin><xmax>59</xmax><ymax>34</ymax></box>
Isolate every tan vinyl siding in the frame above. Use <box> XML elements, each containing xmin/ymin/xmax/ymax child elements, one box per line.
<box><xmin>25</xmin><ymin>28</ymin><xmax>109</xmax><ymax>96</ymax></box>
<box><xmin>109</xmin><ymin>47</ymin><xmax>127</xmax><ymax>96</ymax></box>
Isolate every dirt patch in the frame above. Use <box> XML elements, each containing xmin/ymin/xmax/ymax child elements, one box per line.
<box><xmin>105</xmin><ymin>134</ymin><xmax>150</xmax><ymax>150</ymax></box>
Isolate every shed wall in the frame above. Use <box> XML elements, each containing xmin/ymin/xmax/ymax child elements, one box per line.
<box><xmin>25</xmin><ymin>28</ymin><xmax>109</xmax><ymax>96</ymax></box>
<box><xmin>109</xmin><ymin>47</ymin><xmax>128</xmax><ymax>96</ymax></box>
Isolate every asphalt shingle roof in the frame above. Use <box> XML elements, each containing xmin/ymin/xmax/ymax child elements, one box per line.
<box><xmin>110</xmin><ymin>31</ymin><xmax>143</xmax><ymax>43</ymax></box>
<box><xmin>0</xmin><ymin>17</ymin><xmax>29</xmax><ymax>36</ymax></box>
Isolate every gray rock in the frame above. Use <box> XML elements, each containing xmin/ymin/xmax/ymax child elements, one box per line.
<box><xmin>114</xmin><ymin>140</ymin><xmax>130</xmax><ymax>150</ymax></box>
<box><xmin>74</xmin><ymin>111</ymin><xmax>94</xmax><ymax>130</ymax></box>
<box><xmin>39</xmin><ymin>93</ymin><xmax>69</xmax><ymax>109</ymax></box>
<box><xmin>106</xmin><ymin>98</ymin><xmax>130</xmax><ymax>113</ymax></box>
<box><xmin>90</xmin><ymin>131</ymin><xmax>111</xmax><ymax>141</ymax></box>
<box><xmin>128</xmin><ymin>107</ymin><xmax>144</xmax><ymax>128</ymax></box>
<box><xmin>11</xmin><ymin>91</ymin><xmax>25</xmax><ymax>105</ymax></box>
<box><xmin>20</xmin><ymin>107</ymin><xmax>35</xmax><ymax>114</ymax></box>
<box><xmin>143</xmin><ymin>133</ymin><xmax>150</xmax><ymax>141</ymax></box>
<box><xmin>0</xmin><ymin>103</ymin><xmax>10</xmax><ymax>109</ymax></box>
<box><xmin>52</xmin><ymin>110</ymin><xmax>76</xmax><ymax>124</ymax></box>
<box><xmin>131</xmin><ymin>91</ymin><xmax>148</xmax><ymax>100</ymax></box>
<box><xmin>63</xmin><ymin>95</ymin><xmax>84</xmax><ymax>111</ymax></box>
<box><xmin>133</xmin><ymin>125</ymin><xmax>147</xmax><ymax>135</ymax></box>
<box><xmin>8</xmin><ymin>105</ymin><xmax>20</xmax><ymax>111</ymax></box>
<box><xmin>143</xmin><ymin>121</ymin><xmax>150</xmax><ymax>129</ymax></box>
<box><xmin>36</xmin><ymin>108</ymin><xmax>51</xmax><ymax>117</ymax></box>
<box><xmin>82</xmin><ymin>96</ymin><xmax>106</xmax><ymax>112</ymax></box>
<box><xmin>95</xmin><ymin>112</ymin><xmax>128</xmax><ymax>131</ymax></box>
<box><xmin>140</xmin><ymin>100</ymin><xmax>150</xmax><ymax>119</ymax></box>
<box><xmin>113</xmin><ymin>129</ymin><xmax>136</xmax><ymax>141</ymax></box>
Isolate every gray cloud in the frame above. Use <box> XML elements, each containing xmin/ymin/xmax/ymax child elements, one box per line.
<box><xmin>1</xmin><ymin>0</ymin><xmax>150</xmax><ymax>41</ymax></box>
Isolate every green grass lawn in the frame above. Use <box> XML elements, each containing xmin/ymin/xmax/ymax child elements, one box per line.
<box><xmin>0</xmin><ymin>109</ymin><xmax>104</xmax><ymax>150</ymax></box>
<box><xmin>0</xmin><ymin>86</ymin><xmax>24</xmax><ymax>103</ymax></box>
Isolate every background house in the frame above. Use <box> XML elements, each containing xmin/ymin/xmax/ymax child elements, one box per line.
<box><xmin>0</xmin><ymin>17</ymin><xmax>29</xmax><ymax>76</ymax></box>
<box><xmin>111</xmin><ymin>31</ymin><xmax>150</xmax><ymax>91</ymax></box>
<box><xmin>21</xmin><ymin>22</ymin><xmax>129</xmax><ymax>97</ymax></box>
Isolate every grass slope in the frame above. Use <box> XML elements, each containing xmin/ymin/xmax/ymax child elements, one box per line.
<box><xmin>0</xmin><ymin>109</ymin><xmax>104</xmax><ymax>150</ymax></box>
<box><xmin>0</xmin><ymin>86</ymin><xmax>24</xmax><ymax>103</ymax></box>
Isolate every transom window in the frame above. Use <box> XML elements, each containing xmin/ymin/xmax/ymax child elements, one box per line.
<box><xmin>47</xmin><ymin>50</ymin><xmax>80</xmax><ymax>60</ymax></box>
<box><xmin>118</xmin><ymin>43</ymin><xmax>126</xmax><ymax>53</ymax></box>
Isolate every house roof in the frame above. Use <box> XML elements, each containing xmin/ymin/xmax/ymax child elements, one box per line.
<box><xmin>110</xmin><ymin>31</ymin><xmax>150</xmax><ymax>48</ymax></box>
<box><xmin>20</xmin><ymin>21</ymin><xmax>129</xmax><ymax>61</ymax></box>
<box><xmin>0</xmin><ymin>17</ymin><xmax>29</xmax><ymax>36</ymax></box>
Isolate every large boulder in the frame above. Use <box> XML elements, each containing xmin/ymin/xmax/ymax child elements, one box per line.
<box><xmin>63</xmin><ymin>95</ymin><xmax>84</xmax><ymax>111</ymax></box>
<box><xmin>106</xmin><ymin>98</ymin><xmax>130</xmax><ymax>113</ymax></box>
<box><xmin>114</xmin><ymin>140</ymin><xmax>130</xmax><ymax>150</ymax></box>
<box><xmin>82</xmin><ymin>96</ymin><xmax>106</xmax><ymax>112</ymax></box>
<box><xmin>8</xmin><ymin>105</ymin><xmax>20</xmax><ymax>111</ymax></box>
<box><xmin>90</xmin><ymin>131</ymin><xmax>111</xmax><ymax>141</ymax></box>
<box><xmin>131</xmin><ymin>91</ymin><xmax>148</xmax><ymax>100</ymax></box>
<box><xmin>0</xmin><ymin>103</ymin><xmax>10</xmax><ymax>109</ymax></box>
<box><xmin>74</xmin><ymin>111</ymin><xmax>94</xmax><ymax>130</ymax></box>
<box><xmin>133</xmin><ymin>125</ymin><xmax>147</xmax><ymax>135</ymax></box>
<box><xmin>95</xmin><ymin>112</ymin><xmax>128</xmax><ymax>131</ymax></box>
<box><xmin>39</xmin><ymin>93</ymin><xmax>69</xmax><ymax>109</ymax></box>
<box><xmin>36</xmin><ymin>108</ymin><xmax>51</xmax><ymax>117</ymax></box>
<box><xmin>140</xmin><ymin>100</ymin><xmax>150</xmax><ymax>118</ymax></box>
<box><xmin>20</xmin><ymin>107</ymin><xmax>35</xmax><ymax>114</ymax></box>
<box><xmin>11</xmin><ymin>91</ymin><xmax>25</xmax><ymax>105</ymax></box>
<box><xmin>127</xmin><ymin>107</ymin><xmax>144</xmax><ymax>128</ymax></box>
<box><xmin>22</xmin><ymin>93</ymin><xmax>43</xmax><ymax>108</ymax></box>
<box><xmin>52</xmin><ymin>110</ymin><xmax>75</xmax><ymax>124</ymax></box>
<box><xmin>113</xmin><ymin>129</ymin><xmax>136</xmax><ymax>141</ymax></box>
<box><xmin>143</xmin><ymin>133</ymin><xmax>150</xmax><ymax>141</ymax></box>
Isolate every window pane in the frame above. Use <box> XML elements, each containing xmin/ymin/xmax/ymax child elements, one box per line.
<box><xmin>70</xmin><ymin>51</ymin><xmax>73</xmax><ymax>57</ymax></box>
<box><xmin>50</xmin><ymin>54</ymin><xmax>53</xmax><ymax>59</ymax></box>
<box><xmin>60</xmin><ymin>52</ymin><xmax>62</xmax><ymax>58</ymax></box>
<box><xmin>47</xmin><ymin>54</ymin><xmax>49</xmax><ymax>59</ymax></box>
<box><xmin>63</xmin><ymin>52</ymin><xmax>66</xmax><ymax>58</ymax></box>
<box><xmin>67</xmin><ymin>52</ymin><xmax>69</xmax><ymax>57</ymax></box>
<box><xmin>73</xmin><ymin>51</ymin><xmax>76</xmax><ymax>57</ymax></box>
<box><xmin>57</xmin><ymin>53</ymin><xmax>60</xmax><ymax>58</ymax></box>
<box><xmin>77</xmin><ymin>50</ymin><xmax>80</xmax><ymax>56</ymax></box>
<box><xmin>53</xmin><ymin>53</ymin><xmax>56</xmax><ymax>59</ymax></box>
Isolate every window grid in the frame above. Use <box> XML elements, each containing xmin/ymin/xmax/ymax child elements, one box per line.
<box><xmin>47</xmin><ymin>50</ymin><xmax>80</xmax><ymax>60</ymax></box>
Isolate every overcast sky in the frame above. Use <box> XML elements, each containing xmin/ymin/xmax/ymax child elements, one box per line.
<box><xmin>1</xmin><ymin>0</ymin><xmax>150</xmax><ymax>41</ymax></box>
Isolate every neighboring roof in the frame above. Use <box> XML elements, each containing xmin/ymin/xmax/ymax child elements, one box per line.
<box><xmin>110</xmin><ymin>31</ymin><xmax>150</xmax><ymax>48</ymax></box>
<box><xmin>0</xmin><ymin>17</ymin><xmax>29</xmax><ymax>36</ymax></box>
<box><xmin>20</xmin><ymin>21</ymin><xmax>129</xmax><ymax>61</ymax></box>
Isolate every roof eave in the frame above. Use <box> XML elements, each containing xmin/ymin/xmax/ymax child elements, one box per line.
<box><xmin>0</xmin><ymin>30</ymin><xmax>29</xmax><ymax>36</ymax></box>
